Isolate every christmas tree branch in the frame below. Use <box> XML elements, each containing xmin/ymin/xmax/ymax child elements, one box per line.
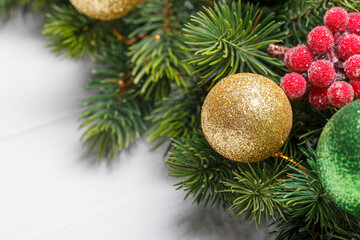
<box><xmin>79</xmin><ymin>37</ymin><xmax>150</xmax><ymax>159</ymax></box>
<box><xmin>276</xmin><ymin>0</ymin><xmax>326</xmax><ymax>45</ymax></box>
<box><xmin>0</xmin><ymin>0</ymin><xmax>67</xmax><ymax>19</ymax></box>
<box><xmin>273</xmin><ymin>148</ymin><xmax>360</xmax><ymax>239</ymax></box>
<box><xmin>166</xmin><ymin>131</ymin><xmax>237</xmax><ymax>207</ymax></box>
<box><xmin>127</xmin><ymin>0</ymin><xmax>194</xmax><ymax>100</ymax></box>
<box><xmin>183</xmin><ymin>0</ymin><xmax>286</xmax><ymax>89</ymax></box>
<box><xmin>222</xmin><ymin>158</ymin><xmax>288</xmax><ymax>228</ymax></box>
<box><xmin>42</xmin><ymin>4</ymin><xmax>120</xmax><ymax>60</ymax></box>
<box><xmin>146</xmin><ymin>87</ymin><xmax>204</xmax><ymax>151</ymax></box>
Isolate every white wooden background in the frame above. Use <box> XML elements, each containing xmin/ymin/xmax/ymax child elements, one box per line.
<box><xmin>0</xmin><ymin>13</ymin><xmax>271</xmax><ymax>240</ymax></box>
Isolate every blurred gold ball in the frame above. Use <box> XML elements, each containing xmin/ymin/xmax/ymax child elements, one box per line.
<box><xmin>201</xmin><ymin>73</ymin><xmax>293</xmax><ymax>162</ymax></box>
<box><xmin>69</xmin><ymin>0</ymin><xmax>140</xmax><ymax>21</ymax></box>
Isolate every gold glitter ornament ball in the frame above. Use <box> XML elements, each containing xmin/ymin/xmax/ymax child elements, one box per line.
<box><xmin>201</xmin><ymin>73</ymin><xmax>293</xmax><ymax>162</ymax></box>
<box><xmin>69</xmin><ymin>0</ymin><xmax>140</xmax><ymax>21</ymax></box>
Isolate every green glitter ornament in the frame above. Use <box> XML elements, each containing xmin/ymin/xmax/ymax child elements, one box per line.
<box><xmin>317</xmin><ymin>99</ymin><xmax>360</xmax><ymax>217</ymax></box>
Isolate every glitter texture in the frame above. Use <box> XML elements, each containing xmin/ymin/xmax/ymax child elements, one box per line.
<box><xmin>201</xmin><ymin>73</ymin><xmax>293</xmax><ymax>162</ymax></box>
<box><xmin>70</xmin><ymin>0</ymin><xmax>140</xmax><ymax>21</ymax></box>
<box><xmin>317</xmin><ymin>99</ymin><xmax>360</xmax><ymax>217</ymax></box>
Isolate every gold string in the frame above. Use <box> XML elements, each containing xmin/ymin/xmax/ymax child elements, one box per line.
<box><xmin>272</xmin><ymin>152</ymin><xmax>307</xmax><ymax>172</ymax></box>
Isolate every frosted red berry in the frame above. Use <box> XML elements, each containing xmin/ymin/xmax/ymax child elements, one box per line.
<box><xmin>307</xmin><ymin>60</ymin><xmax>335</xmax><ymax>87</ymax></box>
<box><xmin>345</xmin><ymin>54</ymin><xmax>360</xmax><ymax>80</ymax></box>
<box><xmin>307</xmin><ymin>26</ymin><xmax>334</xmax><ymax>54</ymax></box>
<box><xmin>350</xmin><ymin>81</ymin><xmax>360</xmax><ymax>99</ymax></box>
<box><xmin>280</xmin><ymin>7</ymin><xmax>360</xmax><ymax>110</ymax></box>
<box><xmin>280</xmin><ymin>73</ymin><xmax>308</xmax><ymax>101</ymax></box>
<box><xmin>308</xmin><ymin>87</ymin><xmax>332</xmax><ymax>110</ymax></box>
<box><xmin>346</xmin><ymin>12</ymin><xmax>360</xmax><ymax>35</ymax></box>
<box><xmin>284</xmin><ymin>47</ymin><xmax>295</xmax><ymax>71</ymax></box>
<box><xmin>324</xmin><ymin>7</ymin><xmax>348</xmax><ymax>32</ymax></box>
<box><xmin>327</xmin><ymin>81</ymin><xmax>354</xmax><ymax>108</ymax></box>
<box><xmin>284</xmin><ymin>45</ymin><xmax>314</xmax><ymax>72</ymax></box>
<box><xmin>337</xmin><ymin>34</ymin><xmax>360</xmax><ymax>60</ymax></box>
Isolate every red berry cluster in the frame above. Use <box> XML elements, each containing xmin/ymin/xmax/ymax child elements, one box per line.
<box><xmin>280</xmin><ymin>7</ymin><xmax>360</xmax><ymax>110</ymax></box>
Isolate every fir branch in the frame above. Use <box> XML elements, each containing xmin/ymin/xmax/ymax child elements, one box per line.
<box><xmin>309</xmin><ymin>0</ymin><xmax>360</xmax><ymax>13</ymax></box>
<box><xmin>222</xmin><ymin>159</ymin><xmax>288</xmax><ymax>228</ymax></box>
<box><xmin>79</xmin><ymin>37</ymin><xmax>150</xmax><ymax>159</ymax></box>
<box><xmin>42</xmin><ymin>4</ymin><xmax>116</xmax><ymax>60</ymax></box>
<box><xmin>183</xmin><ymin>0</ymin><xmax>286</xmax><ymax>88</ymax></box>
<box><xmin>0</xmin><ymin>0</ymin><xmax>67</xmax><ymax>19</ymax></box>
<box><xmin>276</xmin><ymin>0</ymin><xmax>326</xmax><ymax>45</ymax></box>
<box><xmin>294</xmin><ymin>102</ymin><xmax>335</xmax><ymax>147</ymax></box>
<box><xmin>276</xmin><ymin>0</ymin><xmax>360</xmax><ymax>45</ymax></box>
<box><xmin>127</xmin><ymin>0</ymin><xmax>194</xmax><ymax>100</ymax></box>
<box><xmin>146</xmin><ymin>87</ymin><xmax>204</xmax><ymax>151</ymax></box>
<box><xmin>278</xmin><ymin>102</ymin><xmax>335</xmax><ymax>160</ymax></box>
<box><xmin>18</xmin><ymin>0</ymin><xmax>68</xmax><ymax>10</ymax></box>
<box><xmin>274</xmin><ymin>148</ymin><xmax>360</xmax><ymax>239</ymax></box>
<box><xmin>333</xmin><ymin>0</ymin><xmax>360</xmax><ymax>12</ymax></box>
<box><xmin>270</xmin><ymin>101</ymin><xmax>336</xmax><ymax>162</ymax></box>
<box><xmin>272</xmin><ymin>216</ymin><xmax>319</xmax><ymax>240</ymax></box>
<box><xmin>166</xmin><ymin>131</ymin><xmax>236</xmax><ymax>207</ymax></box>
<box><xmin>276</xmin><ymin>150</ymin><xmax>341</xmax><ymax>230</ymax></box>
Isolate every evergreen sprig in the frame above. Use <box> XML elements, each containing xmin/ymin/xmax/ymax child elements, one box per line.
<box><xmin>223</xmin><ymin>159</ymin><xmax>287</xmax><ymax>228</ymax></box>
<box><xmin>19</xmin><ymin>0</ymin><xmax>67</xmax><ymax>10</ymax></box>
<box><xmin>42</xmin><ymin>4</ymin><xmax>115</xmax><ymax>60</ymax></box>
<box><xmin>80</xmin><ymin>37</ymin><xmax>150</xmax><ymax>159</ymax></box>
<box><xmin>272</xmin><ymin>216</ymin><xmax>320</xmax><ymax>240</ymax></box>
<box><xmin>277</xmin><ymin>0</ymin><xmax>360</xmax><ymax>45</ymax></box>
<box><xmin>0</xmin><ymin>0</ymin><xmax>66</xmax><ymax>18</ymax></box>
<box><xmin>310</xmin><ymin>0</ymin><xmax>360</xmax><ymax>13</ymax></box>
<box><xmin>334</xmin><ymin>0</ymin><xmax>360</xmax><ymax>12</ymax></box>
<box><xmin>294</xmin><ymin>102</ymin><xmax>335</xmax><ymax>147</ymax></box>
<box><xmin>127</xmin><ymin>0</ymin><xmax>194</xmax><ymax>100</ymax></box>
<box><xmin>280</xmin><ymin>102</ymin><xmax>335</xmax><ymax>160</ymax></box>
<box><xmin>166</xmin><ymin>131</ymin><xmax>236</xmax><ymax>207</ymax></box>
<box><xmin>274</xmin><ymin>148</ymin><xmax>360</xmax><ymax>239</ymax></box>
<box><xmin>276</xmin><ymin>0</ymin><xmax>326</xmax><ymax>45</ymax></box>
<box><xmin>146</xmin><ymin>87</ymin><xmax>204</xmax><ymax>151</ymax></box>
<box><xmin>183</xmin><ymin>0</ymin><xmax>286</xmax><ymax>88</ymax></box>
